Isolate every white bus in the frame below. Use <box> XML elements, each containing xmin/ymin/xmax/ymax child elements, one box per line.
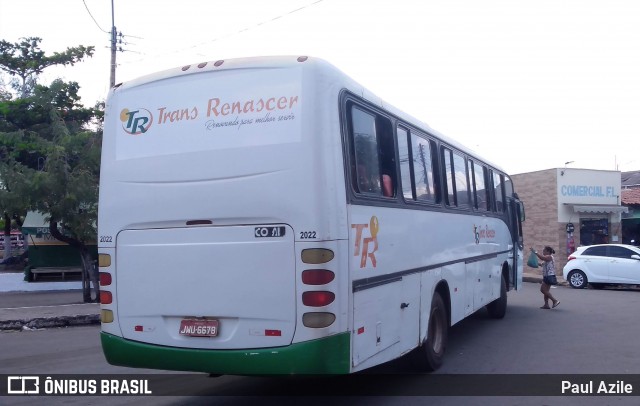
<box><xmin>98</xmin><ymin>56</ymin><xmax>524</xmax><ymax>375</ymax></box>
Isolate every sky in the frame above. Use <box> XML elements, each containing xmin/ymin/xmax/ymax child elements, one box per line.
<box><xmin>1</xmin><ymin>0</ymin><xmax>639</xmax><ymax>175</ymax></box>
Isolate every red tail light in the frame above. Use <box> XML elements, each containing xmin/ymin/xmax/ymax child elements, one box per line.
<box><xmin>302</xmin><ymin>269</ymin><xmax>335</xmax><ymax>285</ymax></box>
<box><xmin>100</xmin><ymin>291</ymin><xmax>112</xmax><ymax>304</ymax></box>
<box><xmin>567</xmin><ymin>256</ymin><xmax>577</xmax><ymax>262</ymax></box>
<box><xmin>99</xmin><ymin>272</ymin><xmax>112</xmax><ymax>286</ymax></box>
<box><xmin>302</xmin><ymin>291</ymin><xmax>335</xmax><ymax>307</ymax></box>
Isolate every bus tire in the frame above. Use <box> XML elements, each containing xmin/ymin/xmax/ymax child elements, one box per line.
<box><xmin>486</xmin><ymin>273</ymin><xmax>507</xmax><ymax>319</ymax></box>
<box><xmin>413</xmin><ymin>291</ymin><xmax>448</xmax><ymax>371</ymax></box>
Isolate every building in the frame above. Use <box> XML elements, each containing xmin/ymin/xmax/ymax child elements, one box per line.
<box><xmin>512</xmin><ymin>168</ymin><xmax>627</xmax><ymax>271</ymax></box>
<box><xmin>621</xmin><ymin>171</ymin><xmax>640</xmax><ymax>189</ymax></box>
<box><xmin>22</xmin><ymin>211</ymin><xmax>97</xmax><ymax>270</ymax></box>
<box><xmin>621</xmin><ymin>175</ymin><xmax>640</xmax><ymax>244</ymax></box>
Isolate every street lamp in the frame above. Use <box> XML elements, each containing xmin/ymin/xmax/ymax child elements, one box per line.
<box><xmin>561</xmin><ymin>161</ymin><xmax>574</xmax><ymax>176</ymax></box>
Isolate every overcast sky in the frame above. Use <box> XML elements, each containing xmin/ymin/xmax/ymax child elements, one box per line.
<box><xmin>1</xmin><ymin>0</ymin><xmax>639</xmax><ymax>175</ymax></box>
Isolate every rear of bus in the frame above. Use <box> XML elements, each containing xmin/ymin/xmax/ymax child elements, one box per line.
<box><xmin>98</xmin><ymin>56</ymin><xmax>351</xmax><ymax>374</ymax></box>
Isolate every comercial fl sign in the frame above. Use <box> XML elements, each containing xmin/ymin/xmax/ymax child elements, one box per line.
<box><xmin>560</xmin><ymin>185</ymin><xmax>617</xmax><ymax>198</ymax></box>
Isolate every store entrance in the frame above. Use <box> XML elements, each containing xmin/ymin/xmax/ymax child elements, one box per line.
<box><xmin>580</xmin><ymin>218</ymin><xmax>609</xmax><ymax>245</ymax></box>
<box><xmin>622</xmin><ymin>219</ymin><xmax>640</xmax><ymax>245</ymax></box>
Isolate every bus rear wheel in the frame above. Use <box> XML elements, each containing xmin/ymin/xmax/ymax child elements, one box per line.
<box><xmin>412</xmin><ymin>291</ymin><xmax>448</xmax><ymax>371</ymax></box>
<box><xmin>486</xmin><ymin>273</ymin><xmax>507</xmax><ymax>319</ymax></box>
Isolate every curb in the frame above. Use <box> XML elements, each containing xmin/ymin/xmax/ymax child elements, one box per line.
<box><xmin>0</xmin><ymin>314</ymin><xmax>100</xmax><ymax>331</ymax></box>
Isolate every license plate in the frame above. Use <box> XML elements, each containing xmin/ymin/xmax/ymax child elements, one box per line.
<box><xmin>178</xmin><ymin>319</ymin><xmax>219</xmax><ymax>337</ymax></box>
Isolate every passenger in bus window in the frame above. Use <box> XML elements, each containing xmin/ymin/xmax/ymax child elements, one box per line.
<box><xmin>357</xmin><ymin>164</ymin><xmax>380</xmax><ymax>194</ymax></box>
<box><xmin>382</xmin><ymin>174</ymin><xmax>393</xmax><ymax>197</ymax></box>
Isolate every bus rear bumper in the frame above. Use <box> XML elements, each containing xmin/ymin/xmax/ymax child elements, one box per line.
<box><xmin>101</xmin><ymin>332</ymin><xmax>351</xmax><ymax>375</ymax></box>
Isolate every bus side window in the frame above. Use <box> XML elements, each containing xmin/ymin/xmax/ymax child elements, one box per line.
<box><xmin>493</xmin><ymin>171</ymin><xmax>505</xmax><ymax>213</ymax></box>
<box><xmin>376</xmin><ymin>115</ymin><xmax>396</xmax><ymax>198</ymax></box>
<box><xmin>453</xmin><ymin>152</ymin><xmax>470</xmax><ymax>207</ymax></box>
<box><xmin>412</xmin><ymin>134</ymin><xmax>436</xmax><ymax>203</ymax></box>
<box><xmin>350</xmin><ymin>104</ymin><xmax>395</xmax><ymax>198</ymax></box>
<box><xmin>443</xmin><ymin>148</ymin><xmax>455</xmax><ymax>206</ymax></box>
<box><xmin>472</xmin><ymin>162</ymin><xmax>489</xmax><ymax>211</ymax></box>
<box><xmin>397</xmin><ymin>126</ymin><xmax>438</xmax><ymax>203</ymax></box>
<box><xmin>351</xmin><ymin>107</ymin><xmax>382</xmax><ymax>195</ymax></box>
<box><xmin>397</xmin><ymin>127</ymin><xmax>415</xmax><ymax>200</ymax></box>
<box><xmin>442</xmin><ymin>147</ymin><xmax>470</xmax><ymax>208</ymax></box>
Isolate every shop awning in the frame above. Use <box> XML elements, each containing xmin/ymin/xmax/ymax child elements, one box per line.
<box><xmin>569</xmin><ymin>204</ymin><xmax>629</xmax><ymax>214</ymax></box>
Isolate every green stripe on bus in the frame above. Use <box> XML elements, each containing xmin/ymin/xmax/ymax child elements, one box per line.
<box><xmin>101</xmin><ymin>332</ymin><xmax>351</xmax><ymax>375</ymax></box>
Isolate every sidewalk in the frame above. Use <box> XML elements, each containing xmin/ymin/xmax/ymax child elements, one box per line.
<box><xmin>0</xmin><ymin>270</ymin><xmax>558</xmax><ymax>332</ymax></box>
<box><xmin>0</xmin><ymin>271</ymin><xmax>100</xmax><ymax>331</ymax></box>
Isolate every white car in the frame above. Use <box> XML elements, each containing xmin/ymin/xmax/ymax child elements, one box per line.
<box><xmin>563</xmin><ymin>244</ymin><xmax>640</xmax><ymax>289</ymax></box>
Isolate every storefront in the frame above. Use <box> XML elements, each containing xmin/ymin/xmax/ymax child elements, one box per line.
<box><xmin>621</xmin><ymin>188</ymin><xmax>640</xmax><ymax>245</ymax></box>
<box><xmin>511</xmin><ymin>168</ymin><xmax>626</xmax><ymax>271</ymax></box>
<box><xmin>22</xmin><ymin>211</ymin><xmax>97</xmax><ymax>269</ymax></box>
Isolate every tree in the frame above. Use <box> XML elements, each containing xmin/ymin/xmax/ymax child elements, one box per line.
<box><xmin>0</xmin><ymin>157</ymin><xmax>32</xmax><ymax>256</ymax></box>
<box><xmin>0</xmin><ymin>83</ymin><xmax>102</xmax><ymax>301</ymax></box>
<box><xmin>0</xmin><ymin>37</ymin><xmax>101</xmax><ymax>301</ymax></box>
<box><xmin>36</xmin><ymin>117</ymin><xmax>102</xmax><ymax>302</ymax></box>
<box><xmin>0</xmin><ymin>37</ymin><xmax>94</xmax><ymax>97</ymax></box>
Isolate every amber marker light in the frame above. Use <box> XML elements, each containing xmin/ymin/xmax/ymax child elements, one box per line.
<box><xmin>301</xmin><ymin>249</ymin><xmax>334</xmax><ymax>264</ymax></box>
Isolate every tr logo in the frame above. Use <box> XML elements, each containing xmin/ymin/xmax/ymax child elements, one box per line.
<box><xmin>121</xmin><ymin>108</ymin><xmax>153</xmax><ymax>135</ymax></box>
<box><xmin>351</xmin><ymin>216</ymin><xmax>379</xmax><ymax>268</ymax></box>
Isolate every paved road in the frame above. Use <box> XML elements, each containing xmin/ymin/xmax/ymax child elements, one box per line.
<box><xmin>2</xmin><ymin>283</ymin><xmax>640</xmax><ymax>405</ymax></box>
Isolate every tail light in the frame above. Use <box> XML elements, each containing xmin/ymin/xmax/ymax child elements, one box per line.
<box><xmin>567</xmin><ymin>255</ymin><xmax>577</xmax><ymax>262</ymax></box>
<box><xmin>302</xmin><ymin>291</ymin><xmax>335</xmax><ymax>307</ymax></box>
<box><xmin>302</xmin><ymin>269</ymin><xmax>335</xmax><ymax>285</ymax></box>
<box><xmin>99</xmin><ymin>272</ymin><xmax>112</xmax><ymax>286</ymax></box>
<box><xmin>100</xmin><ymin>291</ymin><xmax>113</xmax><ymax>304</ymax></box>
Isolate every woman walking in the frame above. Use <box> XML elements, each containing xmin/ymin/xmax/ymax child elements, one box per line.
<box><xmin>532</xmin><ymin>246</ymin><xmax>560</xmax><ymax>309</ymax></box>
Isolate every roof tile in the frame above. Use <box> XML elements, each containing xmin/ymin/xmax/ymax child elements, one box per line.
<box><xmin>622</xmin><ymin>189</ymin><xmax>640</xmax><ymax>205</ymax></box>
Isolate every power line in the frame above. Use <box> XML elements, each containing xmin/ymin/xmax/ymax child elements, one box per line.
<box><xmin>120</xmin><ymin>0</ymin><xmax>324</xmax><ymax>65</ymax></box>
<box><xmin>82</xmin><ymin>0</ymin><xmax>109</xmax><ymax>34</ymax></box>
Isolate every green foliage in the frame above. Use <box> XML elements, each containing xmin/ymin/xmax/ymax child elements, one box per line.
<box><xmin>0</xmin><ymin>79</ymin><xmax>100</xmax><ymax>137</ymax></box>
<box><xmin>33</xmin><ymin>128</ymin><xmax>101</xmax><ymax>244</ymax></box>
<box><xmin>0</xmin><ymin>35</ymin><xmax>101</xmax><ymax>248</ymax></box>
<box><xmin>0</xmin><ymin>37</ymin><xmax>94</xmax><ymax>97</ymax></box>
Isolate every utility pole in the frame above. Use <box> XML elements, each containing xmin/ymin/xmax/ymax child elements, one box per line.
<box><xmin>109</xmin><ymin>0</ymin><xmax>116</xmax><ymax>87</ymax></box>
<box><xmin>418</xmin><ymin>143</ymin><xmax>432</xmax><ymax>198</ymax></box>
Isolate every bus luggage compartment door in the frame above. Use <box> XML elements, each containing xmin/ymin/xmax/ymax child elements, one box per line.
<box><xmin>115</xmin><ymin>225</ymin><xmax>295</xmax><ymax>349</ymax></box>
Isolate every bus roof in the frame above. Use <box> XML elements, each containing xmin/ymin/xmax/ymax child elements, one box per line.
<box><xmin>110</xmin><ymin>55</ymin><xmax>506</xmax><ymax>174</ymax></box>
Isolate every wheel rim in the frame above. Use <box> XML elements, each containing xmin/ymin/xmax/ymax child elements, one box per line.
<box><xmin>570</xmin><ymin>272</ymin><xmax>584</xmax><ymax>287</ymax></box>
